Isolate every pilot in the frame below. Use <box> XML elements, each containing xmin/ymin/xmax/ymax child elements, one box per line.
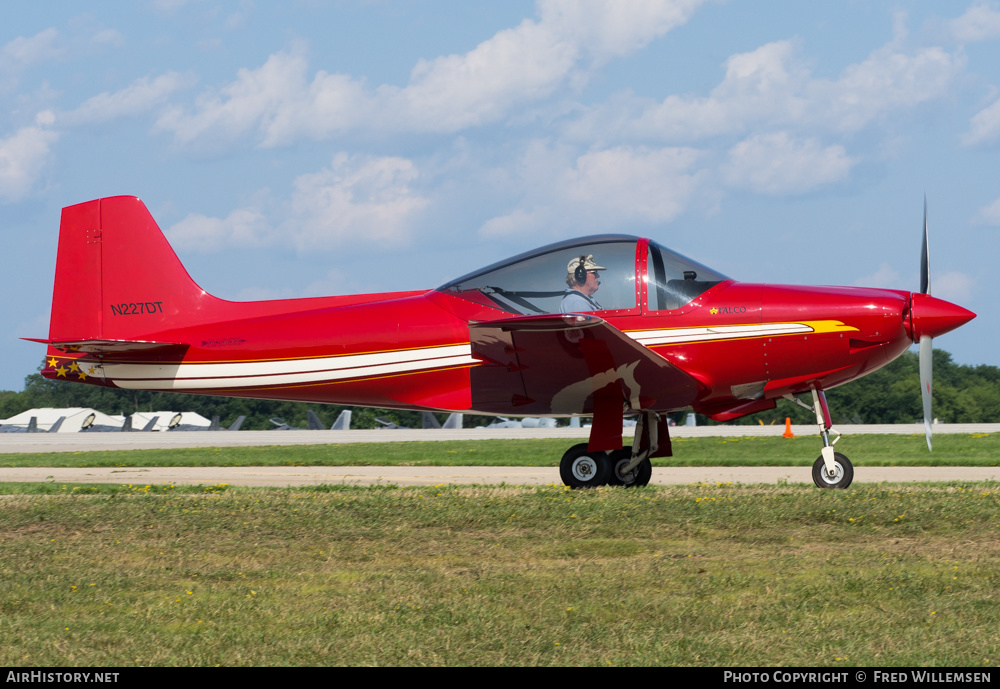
<box><xmin>560</xmin><ymin>254</ymin><xmax>605</xmax><ymax>312</ymax></box>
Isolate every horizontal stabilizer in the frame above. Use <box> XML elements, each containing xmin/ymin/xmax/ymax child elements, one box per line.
<box><xmin>25</xmin><ymin>337</ymin><xmax>185</xmax><ymax>354</ymax></box>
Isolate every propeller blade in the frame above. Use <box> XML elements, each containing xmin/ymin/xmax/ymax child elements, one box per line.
<box><xmin>919</xmin><ymin>334</ymin><xmax>933</xmax><ymax>451</ymax></box>
<box><xmin>920</xmin><ymin>195</ymin><xmax>930</xmax><ymax>295</ymax></box>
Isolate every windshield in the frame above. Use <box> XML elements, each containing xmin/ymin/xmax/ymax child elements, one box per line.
<box><xmin>646</xmin><ymin>241</ymin><xmax>728</xmax><ymax>311</ymax></box>
<box><xmin>440</xmin><ymin>238</ymin><xmax>638</xmax><ymax>315</ymax></box>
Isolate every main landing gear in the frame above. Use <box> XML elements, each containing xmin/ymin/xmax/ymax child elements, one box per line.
<box><xmin>559</xmin><ymin>412</ymin><xmax>658</xmax><ymax>489</ymax></box>
<box><xmin>787</xmin><ymin>389</ymin><xmax>854</xmax><ymax>489</ymax></box>
<box><xmin>559</xmin><ymin>444</ymin><xmax>653</xmax><ymax>489</ymax></box>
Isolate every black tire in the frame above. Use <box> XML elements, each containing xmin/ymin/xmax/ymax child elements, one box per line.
<box><xmin>609</xmin><ymin>446</ymin><xmax>653</xmax><ymax>487</ymax></box>
<box><xmin>606</xmin><ymin>448</ymin><xmax>629</xmax><ymax>486</ymax></box>
<box><xmin>632</xmin><ymin>458</ymin><xmax>652</xmax><ymax>487</ymax></box>
<box><xmin>812</xmin><ymin>452</ymin><xmax>853</xmax><ymax>489</ymax></box>
<box><xmin>560</xmin><ymin>443</ymin><xmax>611</xmax><ymax>488</ymax></box>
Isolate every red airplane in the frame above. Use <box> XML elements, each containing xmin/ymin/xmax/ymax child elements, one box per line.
<box><xmin>30</xmin><ymin>196</ymin><xmax>975</xmax><ymax>489</ymax></box>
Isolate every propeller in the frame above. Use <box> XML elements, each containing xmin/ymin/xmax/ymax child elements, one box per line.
<box><xmin>906</xmin><ymin>200</ymin><xmax>975</xmax><ymax>451</ymax></box>
<box><xmin>919</xmin><ymin>198</ymin><xmax>933</xmax><ymax>451</ymax></box>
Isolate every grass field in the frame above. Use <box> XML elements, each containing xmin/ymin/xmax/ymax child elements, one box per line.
<box><xmin>1</xmin><ymin>481</ymin><xmax>997</xmax><ymax>666</ymax></box>
<box><xmin>2</xmin><ymin>434</ymin><xmax>997</xmax><ymax>666</ymax></box>
<box><xmin>1</xmin><ymin>433</ymin><xmax>999</xmax><ymax>468</ymax></box>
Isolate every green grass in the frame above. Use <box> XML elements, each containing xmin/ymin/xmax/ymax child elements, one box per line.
<box><xmin>1</xmin><ymin>482</ymin><xmax>997</xmax><ymax>666</ymax></box>
<box><xmin>1</xmin><ymin>433</ymin><xmax>998</xmax><ymax>468</ymax></box>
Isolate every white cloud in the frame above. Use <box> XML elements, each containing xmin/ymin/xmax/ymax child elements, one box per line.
<box><xmin>259</xmin><ymin>65</ymin><xmax>380</xmax><ymax>146</ymax></box>
<box><xmin>962</xmin><ymin>97</ymin><xmax>1000</xmax><ymax>147</ymax></box>
<box><xmin>63</xmin><ymin>72</ymin><xmax>195</xmax><ymax>126</ymax></box>
<box><xmin>150</xmin><ymin>0</ymin><xmax>206</xmax><ymax>14</ymax></box>
<box><xmin>480</xmin><ymin>208</ymin><xmax>548</xmax><ymax>239</ymax></box>
<box><xmin>402</xmin><ymin>0</ymin><xmax>708</xmax><ymax>129</ymax></box>
<box><xmin>820</xmin><ymin>42</ymin><xmax>960</xmax><ymax>132</ymax></box>
<box><xmin>166</xmin><ymin>207</ymin><xmax>269</xmax><ymax>253</ymax></box>
<box><xmin>934</xmin><ymin>271</ymin><xmax>974</xmax><ymax>304</ymax></box>
<box><xmin>90</xmin><ymin>28</ymin><xmax>124</xmax><ymax>47</ymax></box>
<box><xmin>721</xmin><ymin>132</ymin><xmax>855</xmax><ymax>195</ymax></box>
<box><xmin>165</xmin><ymin>153</ymin><xmax>429</xmax><ymax>253</ymax></box>
<box><xmin>396</xmin><ymin>19</ymin><xmax>578</xmax><ymax>132</ymax></box>
<box><xmin>539</xmin><ymin>0</ymin><xmax>706</xmax><ymax>63</ymax></box>
<box><xmin>154</xmin><ymin>1</ymin><xmax>708</xmax><ymax>148</ymax></box>
<box><xmin>301</xmin><ymin>269</ymin><xmax>356</xmax><ymax>299</ymax></box>
<box><xmin>287</xmin><ymin>153</ymin><xmax>429</xmax><ymax>250</ymax></box>
<box><xmin>855</xmin><ymin>262</ymin><xmax>903</xmax><ymax>288</ymax></box>
<box><xmin>0</xmin><ymin>126</ymin><xmax>59</xmax><ymax>203</ymax></box>
<box><xmin>972</xmin><ymin>195</ymin><xmax>1000</xmax><ymax>225</ymax></box>
<box><xmin>853</xmin><ymin>264</ymin><xmax>973</xmax><ymax>303</ymax></box>
<box><xmin>948</xmin><ymin>1</ymin><xmax>1000</xmax><ymax>43</ymax></box>
<box><xmin>154</xmin><ymin>47</ymin><xmax>370</xmax><ymax>147</ymax></box>
<box><xmin>480</xmin><ymin>143</ymin><xmax>703</xmax><ymax>237</ymax></box>
<box><xmin>1</xmin><ymin>28</ymin><xmax>61</xmax><ymax>70</ymax></box>
<box><xmin>0</xmin><ymin>28</ymin><xmax>61</xmax><ymax>92</ymax></box>
<box><xmin>568</xmin><ymin>34</ymin><xmax>963</xmax><ymax>142</ymax></box>
<box><xmin>564</xmin><ymin>146</ymin><xmax>702</xmax><ymax>220</ymax></box>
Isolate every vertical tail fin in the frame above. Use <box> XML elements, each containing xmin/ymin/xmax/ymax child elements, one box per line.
<box><xmin>331</xmin><ymin>410</ymin><xmax>352</xmax><ymax>430</ymax></box>
<box><xmin>49</xmin><ymin>196</ymin><xmax>220</xmax><ymax>342</ymax></box>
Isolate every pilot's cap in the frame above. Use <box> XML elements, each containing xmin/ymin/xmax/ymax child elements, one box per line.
<box><xmin>567</xmin><ymin>255</ymin><xmax>606</xmax><ymax>273</ymax></box>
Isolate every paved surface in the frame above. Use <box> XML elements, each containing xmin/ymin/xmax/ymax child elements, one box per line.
<box><xmin>2</xmin><ymin>423</ymin><xmax>999</xmax><ymax>454</ymax></box>
<box><xmin>2</xmin><ymin>423</ymin><xmax>997</xmax><ymax>487</ymax></box>
<box><xmin>3</xmin><ymin>465</ymin><xmax>998</xmax><ymax>487</ymax></box>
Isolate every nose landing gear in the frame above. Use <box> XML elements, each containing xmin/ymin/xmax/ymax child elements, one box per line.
<box><xmin>787</xmin><ymin>388</ymin><xmax>854</xmax><ymax>489</ymax></box>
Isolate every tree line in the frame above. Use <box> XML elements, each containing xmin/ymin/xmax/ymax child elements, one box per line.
<box><xmin>2</xmin><ymin>348</ymin><xmax>997</xmax><ymax>429</ymax></box>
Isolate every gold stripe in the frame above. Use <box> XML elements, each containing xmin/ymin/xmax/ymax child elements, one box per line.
<box><xmin>797</xmin><ymin>320</ymin><xmax>859</xmax><ymax>335</ymax></box>
<box><xmin>625</xmin><ymin>319</ymin><xmax>858</xmax><ymax>336</ymax></box>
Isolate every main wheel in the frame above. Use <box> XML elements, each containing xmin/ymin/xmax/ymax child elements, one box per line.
<box><xmin>560</xmin><ymin>443</ymin><xmax>611</xmax><ymax>488</ymax></box>
<box><xmin>608</xmin><ymin>447</ymin><xmax>652</xmax><ymax>487</ymax></box>
<box><xmin>812</xmin><ymin>452</ymin><xmax>854</xmax><ymax>489</ymax></box>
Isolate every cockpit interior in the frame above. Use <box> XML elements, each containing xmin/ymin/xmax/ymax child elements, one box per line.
<box><xmin>440</xmin><ymin>236</ymin><xmax>728</xmax><ymax>315</ymax></box>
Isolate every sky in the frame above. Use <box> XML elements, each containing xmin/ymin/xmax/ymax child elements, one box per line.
<box><xmin>2</xmin><ymin>0</ymin><xmax>999</xmax><ymax>392</ymax></box>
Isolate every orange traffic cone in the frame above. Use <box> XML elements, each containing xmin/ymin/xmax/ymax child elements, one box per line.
<box><xmin>782</xmin><ymin>417</ymin><xmax>795</xmax><ymax>438</ymax></box>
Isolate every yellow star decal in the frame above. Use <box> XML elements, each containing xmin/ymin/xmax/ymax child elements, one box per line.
<box><xmin>709</xmin><ymin>307</ymin><xmax>719</xmax><ymax>315</ymax></box>
<box><xmin>55</xmin><ymin>366</ymin><xmax>67</xmax><ymax>377</ymax></box>
<box><xmin>47</xmin><ymin>357</ymin><xmax>58</xmax><ymax>368</ymax></box>
<box><xmin>68</xmin><ymin>361</ymin><xmax>80</xmax><ymax>373</ymax></box>
<box><xmin>87</xmin><ymin>366</ymin><xmax>97</xmax><ymax>375</ymax></box>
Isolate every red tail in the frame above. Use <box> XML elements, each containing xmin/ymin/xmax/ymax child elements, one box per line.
<box><xmin>48</xmin><ymin>196</ymin><xmax>223</xmax><ymax>342</ymax></box>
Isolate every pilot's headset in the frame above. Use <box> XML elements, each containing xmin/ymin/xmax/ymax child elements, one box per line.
<box><xmin>574</xmin><ymin>256</ymin><xmax>589</xmax><ymax>285</ymax></box>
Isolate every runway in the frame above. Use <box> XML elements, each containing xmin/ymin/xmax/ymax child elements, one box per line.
<box><xmin>3</xmin><ymin>465</ymin><xmax>998</xmax><ymax>487</ymax></box>
<box><xmin>2</xmin><ymin>423</ymin><xmax>999</xmax><ymax>454</ymax></box>
<box><xmin>2</xmin><ymin>424</ymin><xmax>997</xmax><ymax>487</ymax></box>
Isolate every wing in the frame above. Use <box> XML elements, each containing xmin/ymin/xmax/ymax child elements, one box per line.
<box><xmin>469</xmin><ymin>313</ymin><xmax>701</xmax><ymax>416</ymax></box>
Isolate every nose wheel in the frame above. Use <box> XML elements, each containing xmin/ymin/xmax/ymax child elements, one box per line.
<box><xmin>812</xmin><ymin>452</ymin><xmax>853</xmax><ymax>489</ymax></box>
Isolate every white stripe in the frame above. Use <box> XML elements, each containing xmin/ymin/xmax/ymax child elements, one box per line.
<box><xmin>105</xmin><ymin>345</ymin><xmax>476</xmax><ymax>390</ymax></box>
<box><xmin>628</xmin><ymin>323</ymin><xmax>812</xmax><ymax>346</ymax></box>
